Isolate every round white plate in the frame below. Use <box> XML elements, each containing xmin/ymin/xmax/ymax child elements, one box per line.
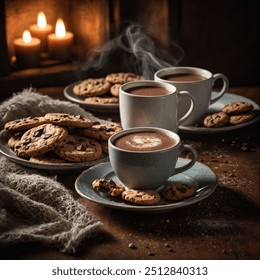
<box><xmin>75</xmin><ymin>160</ymin><xmax>218</xmax><ymax>213</ymax></box>
<box><xmin>179</xmin><ymin>93</ymin><xmax>260</xmax><ymax>133</ymax></box>
<box><xmin>64</xmin><ymin>81</ymin><xmax>119</xmax><ymax>113</ymax></box>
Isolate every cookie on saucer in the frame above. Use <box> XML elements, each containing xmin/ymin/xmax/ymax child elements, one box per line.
<box><xmin>229</xmin><ymin>111</ymin><xmax>255</xmax><ymax>125</ymax></box>
<box><xmin>105</xmin><ymin>72</ymin><xmax>142</xmax><ymax>84</ymax></box>
<box><xmin>122</xmin><ymin>189</ymin><xmax>161</xmax><ymax>205</ymax></box>
<box><xmin>92</xmin><ymin>178</ymin><xmax>125</xmax><ymax>197</ymax></box>
<box><xmin>85</xmin><ymin>96</ymin><xmax>119</xmax><ymax>104</ymax></box>
<box><xmin>203</xmin><ymin>112</ymin><xmax>229</xmax><ymax>128</ymax></box>
<box><xmin>110</xmin><ymin>84</ymin><xmax>121</xmax><ymax>97</ymax></box>
<box><xmin>73</xmin><ymin>78</ymin><xmax>111</xmax><ymax>97</ymax></box>
<box><xmin>161</xmin><ymin>183</ymin><xmax>196</xmax><ymax>202</ymax></box>
<box><xmin>222</xmin><ymin>101</ymin><xmax>253</xmax><ymax>115</ymax></box>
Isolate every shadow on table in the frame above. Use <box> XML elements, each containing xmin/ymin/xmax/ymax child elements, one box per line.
<box><xmin>102</xmin><ymin>184</ymin><xmax>260</xmax><ymax>237</ymax></box>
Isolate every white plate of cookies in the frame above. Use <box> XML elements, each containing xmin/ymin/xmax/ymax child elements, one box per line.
<box><xmin>64</xmin><ymin>72</ymin><xmax>143</xmax><ymax>113</ymax></box>
<box><xmin>75</xmin><ymin>160</ymin><xmax>218</xmax><ymax>213</ymax></box>
<box><xmin>179</xmin><ymin>93</ymin><xmax>260</xmax><ymax>133</ymax></box>
<box><xmin>0</xmin><ymin>113</ymin><xmax>122</xmax><ymax>172</ymax></box>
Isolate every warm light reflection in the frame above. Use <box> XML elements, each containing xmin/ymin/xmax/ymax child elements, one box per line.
<box><xmin>55</xmin><ymin>18</ymin><xmax>66</xmax><ymax>38</ymax></box>
<box><xmin>37</xmin><ymin>12</ymin><xmax>47</xmax><ymax>29</ymax></box>
<box><xmin>23</xmin><ymin>30</ymin><xmax>32</xmax><ymax>44</ymax></box>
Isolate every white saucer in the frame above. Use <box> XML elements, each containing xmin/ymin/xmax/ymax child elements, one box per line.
<box><xmin>64</xmin><ymin>81</ymin><xmax>119</xmax><ymax>113</ymax></box>
<box><xmin>179</xmin><ymin>92</ymin><xmax>260</xmax><ymax>133</ymax></box>
<box><xmin>75</xmin><ymin>160</ymin><xmax>218</xmax><ymax>213</ymax></box>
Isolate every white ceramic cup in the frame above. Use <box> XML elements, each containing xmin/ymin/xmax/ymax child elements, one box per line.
<box><xmin>119</xmin><ymin>80</ymin><xmax>196</xmax><ymax>133</ymax></box>
<box><xmin>108</xmin><ymin>127</ymin><xmax>197</xmax><ymax>190</ymax></box>
<box><xmin>154</xmin><ymin>67</ymin><xmax>229</xmax><ymax>126</ymax></box>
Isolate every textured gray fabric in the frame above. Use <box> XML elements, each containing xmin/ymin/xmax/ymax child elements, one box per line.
<box><xmin>0</xmin><ymin>89</ymin><xmax>103</xmax><ymax>254</ymax></box>
<box><xmin>0</xmin><ymin>88</ymin><xmax>95</xmax><ymax>129</ymax></box>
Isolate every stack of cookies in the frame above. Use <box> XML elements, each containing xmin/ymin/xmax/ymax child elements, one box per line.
<box><xmin>4</xmin><ymin>113</ymin><xmax>122</xmax><ymax>163</ymax></box>
<box><xmin>72</xmin><ymin>72</ymin><xmax>143</xmax><ymax>104</ymax></box>
<box><xmin>203</xmin><ymin>101</ymin><xmax>255</xmax><ymax>128</ymax></box>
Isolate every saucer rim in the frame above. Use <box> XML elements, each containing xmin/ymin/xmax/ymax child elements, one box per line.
<box><xmin>75</xmin><ymin>159</ymin><xmax>218</xmax><ymax>213</ymax></box>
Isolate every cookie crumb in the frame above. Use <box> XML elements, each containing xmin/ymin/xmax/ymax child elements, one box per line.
<box><xmin>240</xmin><ymin>143</ymin><xmax>249</xmax><ymax>151</ymax></box>
<box><xmin>128</xmin><ymin>243</ymin><xmax>137</xmax><ymax>249</ymax></box>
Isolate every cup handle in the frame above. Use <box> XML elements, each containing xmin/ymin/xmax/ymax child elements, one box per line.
<box><xmin>177</xmin><ymin>91</ymin><xmax>196</xmax><ymax>125</ymax></box>
<box><xmin>172</xmin><ymin>144</ymin><xmax>197</xmax><ymax>175</ymax></box>
<box><xmin>210</xmin><ymin>73</ymin><xmax>229</xmax><ymax>104</ymax></box>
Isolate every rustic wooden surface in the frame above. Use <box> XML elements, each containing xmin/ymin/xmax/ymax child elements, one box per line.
<box><xmin>0</xmin><ymin>86</ymin><xmax>259</xmax><ymax>260</ymax></box>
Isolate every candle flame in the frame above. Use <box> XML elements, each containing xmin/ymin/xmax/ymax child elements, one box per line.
<box><xmin>37</xmin><ymin>12</ymin><xmax>47</xmax><ymax>29</ymax></box>
<box><xmin>55</xmin><ymin>18</ymin><xmax>66</xmax><ymax>38</ymax></box>
<box><xmin>23</xmin><ymin>30</ymin><xmax>32</xmax><ymax>44</ymax></box>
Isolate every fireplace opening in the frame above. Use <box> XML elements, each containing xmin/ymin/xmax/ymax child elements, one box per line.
<box><xmin>0</xmin><ymin>0</ymin><xmax>259</xmax><ymax>101</ymax></box>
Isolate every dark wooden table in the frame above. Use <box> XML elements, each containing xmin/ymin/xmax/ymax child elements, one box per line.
<box><xmin>0</xmin><ymin>87</ymin><xmax>259</xmax><ymax>260</ymax></box>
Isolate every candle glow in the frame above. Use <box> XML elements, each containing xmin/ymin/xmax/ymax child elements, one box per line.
<box><xmin>48</xmin><ymin>17</ymin><xmax>74</xmax><ymax>61</ymax></box>
<box><xmin>14</xmin><ymin>30</ymin><xmax>41</xmax><ymax>68</ymax></box>
<box><xmin>29</xmin><ymin>12</ymin><xmax>53</xmax><ymax>52</ymax></box>
<box><xmin>55</xmin><ymin>18</ymin><xmax>66</xmax><ymax>38</ymax></box>
<box><xmin>23</xmin><ymin>30</ymin><xmax>32</xmax><ymax>44</ymax></box>
<box><xmin>37</xmin><ymin>12</ymin><xmax>47</xmax><ymax>29</ymax></box>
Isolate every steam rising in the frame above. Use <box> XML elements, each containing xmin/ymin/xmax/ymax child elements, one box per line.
<box><xmin>81</xmin><ymin>24</ymin><xmax>184</xmax><ymax>79</ymax></box>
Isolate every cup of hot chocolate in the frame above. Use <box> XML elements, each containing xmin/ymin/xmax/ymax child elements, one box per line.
<box><xmin>154</xmin><ymin>67</ymin><xmax>229</xmax><ymax>126</ymax></box>
<box><xmin>108</xmin><ymin>127</ymin><xmax>197</xmax><ymax>190</ymax></box>
<box><xmin>119</xmin><ymin>80</ymin><xmax>196</xmax><ymax>132</ymax></box>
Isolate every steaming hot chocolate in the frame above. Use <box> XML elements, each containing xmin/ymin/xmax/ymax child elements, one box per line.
<box><xmin>114</xmin><ymin>131</ymin><xmax>177</xmax><ymax>152</ymax></box>
<box><xmin>162</xmin><ymin>73</ymin><xmax>207</xmax><ymax>82</ymax></box>
<box><xmin>127</xmin><ymin>86</ymin><xmax>171</xmax><ymax>96</ymax></box>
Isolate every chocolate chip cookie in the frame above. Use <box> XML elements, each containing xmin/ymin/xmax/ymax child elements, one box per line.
<box><xmin>110</xmin><ymin>84</ymin><xmax>121</xmax><ymax>97</ymax></box>
<box><xmin>54</xmin><ymin>134</ymin><xmax>102</xmax><ymax>162</ymax></box>
<box><xmin>82</xmin><ymin>123</ymin><xmax>122</xmax><ymax>140</ymax></box>
<box><xmin>161</xmin><ymin>183</ymin><xmax>196</xmax><ymax>202</ymax></box>
<box><xmin>7</xmin><ymin>132</ymin><xmax>23</xmax><ymax>149</ymax></box>
<box><xmin>229</xmin><ymin>111</ymin><xmax>255</xmax><ymax>125</ymax></box>
<box><xmin>85</xmin><ymin>96</ymin><xmax>119</xmax><ymax>104</ymax></box>
<box><xmin>203</xmin><ymin>112</ymin><xmax>230</xmax><ymax>128</ymax></box>
<box><xmin>222</xmin><ymin>101</ymin><xmax>253</xmax><ymax>115</ymax></box>
<box><xmin>29</xmin><ymin>151</ymin><xmax>69</xmax><ymax>164</ymax></box>
<box><xmin>44</xmin><ymin>113</ymin><xmax>93</xmax><ymax>128</ymax></box>
<box><xmin>92</xmin><ymin>178</ymin><xmax>125</xmax><ymax>197</ymax></box>
<box><xmin>73</xmin><ymin>78</ymin><xmax>111</xmax><ymax>97</ymax></box>
<box><xmin>99</xmin><ymin>141</ymin><xmax>109</xmax><ymax>154</ymax></box>
<box><xmin>4</xmin><ymin>116</ymin><xmax>47</xmax><ymax>131</ymax></box>
<box><xmin>105</xmin><ymin>72</ymin><xmax>142</xmax><ymax>84</ymax></box>
<box><xmin>122</xmin><ymin>189</ymin><xmax>161</xmax><ymax>205</ymax></box>
<box><xmin>14</xmin><ymin>124</ymin><xmax>68</xmax><ymax>157</ymax></box>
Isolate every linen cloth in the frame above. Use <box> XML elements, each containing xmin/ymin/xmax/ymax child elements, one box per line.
<box><xmin>0</xmin><ymin>89</ymin><xmax>103</xmax><ymax>254</ymax></box>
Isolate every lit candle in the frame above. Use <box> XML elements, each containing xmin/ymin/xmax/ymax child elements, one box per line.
<box><xmin>14</xmin><ymin>30</ymin><xmax>41</xmax><ymax>68</ymax></box>
<box><xmin>47</xmin><ymin>18</ymin><xmax>74</xmax><ymax>62</ymax></box>
<box><xmin>29</xmin><ymin>12</ymin><xmax>53</xmax><ymax>52</ymax></box>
